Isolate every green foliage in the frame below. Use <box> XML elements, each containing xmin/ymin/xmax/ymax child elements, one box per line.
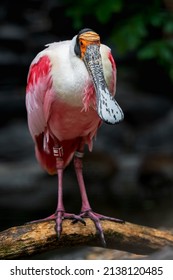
<box><xmin>65</xmin><ymin>0</ymin><xmax>122</xmax><ymax>28</ymax></box>
<box><xmin>138</xmin><ymin>40</ymin><xmax>173</xmax><ymax>80</ymax></box>
<box><xmin>64</xmin><ymin>0</ymin><xmax>173</xmax><ymax>82</ymax></box>
<box><xmin>110</xmin><ymin>14</ymin><xmax>148</xmax><ymax>53</ymax></box>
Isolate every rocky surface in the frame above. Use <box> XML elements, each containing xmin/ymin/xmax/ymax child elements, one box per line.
<box><xmin>0</xmin><ymin>0</ymin><xmax>173</xmax><ymax>259</ymax></box>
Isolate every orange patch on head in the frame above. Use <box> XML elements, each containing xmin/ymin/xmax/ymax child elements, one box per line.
<box><xmin>79</xmin><ymin>31</ymin><xmax>100</xmax><ymax>58</ymax></box>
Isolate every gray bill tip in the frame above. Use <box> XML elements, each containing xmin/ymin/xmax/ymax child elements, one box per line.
<box><xmin>97</xmin><ymin>88</ymin><xmax>124</xmax><ymax>125</ymax></box>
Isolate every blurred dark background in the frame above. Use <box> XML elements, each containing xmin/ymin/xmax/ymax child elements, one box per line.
<box><xmin>0</xmin><ymin>0</ymin><xmax>173</xmax><ymax>259</ymax></box>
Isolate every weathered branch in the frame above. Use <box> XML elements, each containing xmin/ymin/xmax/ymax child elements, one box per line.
<box><xmin>0</xmin><ymin>219</ymin><xmax>173</xmax><ymax>259</ymax></box>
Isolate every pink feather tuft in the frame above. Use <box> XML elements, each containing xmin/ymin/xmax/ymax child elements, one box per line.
<box><xmin>82</xmin><ymin>82</ymin><xmax>96</xmax><ymax>112</ymax></box>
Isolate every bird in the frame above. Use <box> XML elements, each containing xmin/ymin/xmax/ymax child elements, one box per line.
<box><xmin>26</xmin><ymin>28</ymin><xmax>124</xmax><ymax>246</ymax></box>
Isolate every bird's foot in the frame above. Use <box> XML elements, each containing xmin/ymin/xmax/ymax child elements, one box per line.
<box><xmin>54</xmin><ymin>211</ymin><xmax>86</xmax><ymax>238</ymax></box>
<box><xmin>74</xmin><ymin>209</ymin><xmax>124</xmax><ymax>247</ymax></box>
<box><xmin>27</xmin><ymin>211</ymin><xmax>86</xmax><ymax>239</ymax></box>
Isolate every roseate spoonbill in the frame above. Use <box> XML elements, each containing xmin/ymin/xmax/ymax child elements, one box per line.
<box><xmin>26</xmin><ymin>28</ymin><xmax>124</xmax><ymax>246</ymax></box>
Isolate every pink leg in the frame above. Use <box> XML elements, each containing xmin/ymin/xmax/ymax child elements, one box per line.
<box><xmin>54</xmin><ymin>156</ymin><xmax>84</xmax><ymax>237</ymax></box>
<box><xmin>74</xmin><ymin>151</ymin><xmax>124</xmax><ymax>247</ymax></box>
<box><xmin>27</xmin><ymin>146</ymin><xmax>85</xmax><ymax>238</ymax></box>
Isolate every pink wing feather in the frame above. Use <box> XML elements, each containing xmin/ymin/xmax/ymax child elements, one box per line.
<box><xmin>108</xmin><ymin>50</ymin><xmax>117</xmax><ymax>96</ymax></box>
<box><xmin>26</xmin><ymin>55</ymin><xmax>57</xmax><ymax>174</ymax></box>
<box><xmin>26</xmin><ymin>55</ymin><xmax>52</xmax><ymax>138</ymax></box>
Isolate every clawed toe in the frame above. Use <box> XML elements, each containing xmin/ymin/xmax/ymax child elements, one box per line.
<box><xmin>55</xmin><ymin>211</ymin><xmax>87</xmax><ymax>238</ymax></box>
<box><xmin>79</xmin><ymin>210</ymin><xmax>125</xmax><ymax>247</ymax></box>
<box><xmin>72</xmin><ymin>218</ymin><xmax>86</xmax><ymax>225</ymax></box>
<box><xmin>26</xmin><ymin>214</ymin><xmax>56</xmax><ymax>225</ymax></box>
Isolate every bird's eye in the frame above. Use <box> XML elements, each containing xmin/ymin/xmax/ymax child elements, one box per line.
<box><xmin>80</xmin><ymin>41</ymin><xmax>84</xmax><ymax>46</ymax></box>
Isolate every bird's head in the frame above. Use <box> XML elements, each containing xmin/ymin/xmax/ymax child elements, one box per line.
<box><xmin>74</xmin><ymin>28</ymin><xmax>124</xmax><ymax>125</ymax></box>
<box><xmin>74</xmin><ymin>28</ymin><xmax>100</xmax><ymax>59</ymax></box>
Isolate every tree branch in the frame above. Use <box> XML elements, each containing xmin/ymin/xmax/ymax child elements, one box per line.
<box><xmin>0</xmin><ymin>219</ymin><xmax>173</xmax><ymax>259</ymax></box>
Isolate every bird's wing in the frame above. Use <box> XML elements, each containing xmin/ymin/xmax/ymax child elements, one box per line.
<box><xmin>26</xmin><ymin>54</ymin><xmax>58</xmax><ymax>173</ymax></box>
<box><xmin>26</xmin><ymin>54</ymin><xmax>53</xmax><ymax>140</ymax></box>
<box><xmin>100</xmin><ymin>44</ymin><xmax>117</xmax><ymax>96</ymax></box>
<box><xmin>108</xmin><ymin>50</ymin><xmax>117</xmax><ymax>96</ymax></box>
